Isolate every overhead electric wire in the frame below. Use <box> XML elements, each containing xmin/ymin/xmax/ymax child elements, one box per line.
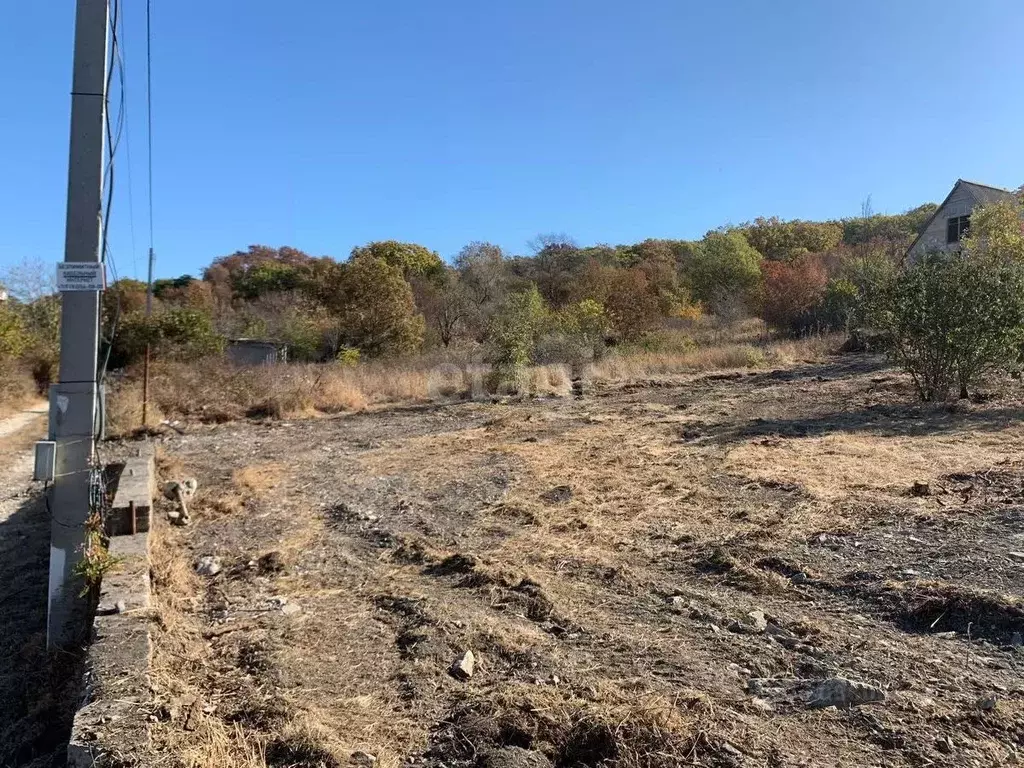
<box><xmin>146</xmin><ymin>0</ymin><xmax>155</xmax><ymax>278</ymax></box>
<box><xmin>97</xmin><ymin>0</ymin><xmax>126</xmax><ymax>394</ymax></box>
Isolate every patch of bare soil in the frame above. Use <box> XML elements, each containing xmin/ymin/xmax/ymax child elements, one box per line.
<box><xmin>138</xmin><ymin>354</ymin><xmax>1024</xmax><ymax>767</ymax></box>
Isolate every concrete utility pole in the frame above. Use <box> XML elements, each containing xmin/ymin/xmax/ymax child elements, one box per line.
<box><xmin>48</xmin><ymin>0</ymin><xmax>108</xmax><ymax>649</ymax></box>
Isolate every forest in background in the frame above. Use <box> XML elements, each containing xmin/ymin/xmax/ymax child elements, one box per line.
<box><xmin>3</xmin><ymin>189</ymin><xmax>1024</xmax><ymax>421</ymax></box>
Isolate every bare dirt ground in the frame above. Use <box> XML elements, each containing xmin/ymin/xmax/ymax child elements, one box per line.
<box><xmin>142</xmin><ymin>353</ymin><xmax>1024</xmax><ymax>767</ymax></box>
<box><xmin>0</xmin><ymin>407</ymin><xmax>82</xmax><ymax>768</ymax></box>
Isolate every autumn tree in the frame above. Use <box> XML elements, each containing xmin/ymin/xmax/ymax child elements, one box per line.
<box><xmin>687</xmin><ymin>230</ymin><xmax>763</xmax><ymax>311</ymax></box>
<box><xmin>418</xmin><ymin>270</ymin><xmax>474</xmax><ymax>348</ymax></box>
<box><xmin>350</xmin><ymin>241</ymin><xmax>444</xmax><ymax>282</ymax></box>
<box><xmin>760</xmin><ymin>255</ymin><xmax>828</xmax><ymax>333</ymax></box>
<box><xmin>332</xmin><ymin>257</ymin><xmax>425</xmax><ymax>356</ymax></box>
<box><xmin>743</xmin><ymin>217</ymin><xmax>843</xmax><ymax>261</ymax></box>
<box><xmin>530</xmin><ymin>234</ymin><xmax>587</xmax><ymax>308</ymax></box>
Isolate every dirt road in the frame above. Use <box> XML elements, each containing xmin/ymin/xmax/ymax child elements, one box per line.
<box><xmin>145</xmin><ymin>354</ymin><xmax>1024</xmax><ymax>767</ymax></box>
<box><xmin>0</xmin><ymin>405</ymin><xmax>78</xmax><ymax>767</ymax></box>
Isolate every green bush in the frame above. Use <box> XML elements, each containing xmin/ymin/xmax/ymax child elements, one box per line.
<box><xmin>874</xmin><ymin>252</ymin><xmax>1024</xmax><ymax>400</ymax></box>
<box><xmin>487</xmin><ymin>286</ymin><xmax>548</xmax><ymax>378</ymax></box>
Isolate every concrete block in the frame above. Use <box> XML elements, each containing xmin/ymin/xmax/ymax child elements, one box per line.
<box><xmin>108</xmin><ymin>447</ymin><xmax>155</xmax><ymax>536</ymax></box>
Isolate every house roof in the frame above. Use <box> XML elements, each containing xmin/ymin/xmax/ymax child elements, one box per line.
<box><xmin>958</xmin><ymin>179</ymin><xmax>1016</xmax><ymax>207</ymax></box>
<box><xmin>905</xmin><ymin>179</ymin><xmax>1017</xmax><ymax>258</ymax></box>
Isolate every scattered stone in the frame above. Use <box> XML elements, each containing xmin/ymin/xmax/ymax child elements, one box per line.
<box><xmin>720</xmin><ymin>742</ymin><xmax>742</xmax><ymax>758</ymax></box>
<box><xmin>977</xmin><ymin>695</ymin><xmax>999</xmax><ymax>711</ymax></box>
<box><xmin>540</xmin><ymin>485</ymin><xmax>573</xmax><ymax>504</ymax></box>
<box><xmin>478</xmin><ymin>747</ymin><xmax>553</xmax><ymax>768</ymax></box>
<box><xmin>807</xmin><ymin>677</ymin><xmax>885</xmax><ymax>709</ymax></box>
<box><xmin>744</xmin><ymin>610</ymin><xmax>768</xmax><ymax>633</ymax></box>
<box><xmin>281</xmin><ymin>602</ymin><xmax>302</xmax><ymax>616</ymax></box>
<box><xmin>451</xmin><ymin>649</ymin><xmax>476</xmax><ymax>680</ymax></box>
<box><xmin>195</xmin><ymin>556</ymin><xmax>222</xmax><ymax>577</ymax></box>
<box><xmin>911</xmin><ymin>481</ymin><xmax>931</xmax><ymax>497</ymax></box>
<box><xmin>351</xmin><ymin>751</ymin><xmax>377</xmax><ymax>767</ymax></box>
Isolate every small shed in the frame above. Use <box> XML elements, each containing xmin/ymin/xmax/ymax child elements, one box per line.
<box><xmin>226</xmin><ymin>339</ymin><xmax>288</xmax><ymax>366</ymax></box>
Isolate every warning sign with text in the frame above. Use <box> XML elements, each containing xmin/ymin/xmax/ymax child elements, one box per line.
<box><xmin>56</xmin><ymin>263</ymin><xmax>106</xmax><ymax>292</ymax></box>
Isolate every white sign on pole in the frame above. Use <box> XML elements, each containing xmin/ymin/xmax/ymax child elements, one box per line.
<box><xmin>56</xmin><ymin>262</ymin><xmax>106</xmax><ymax>292</ymax></box>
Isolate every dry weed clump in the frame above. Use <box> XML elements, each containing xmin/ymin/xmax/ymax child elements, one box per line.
<box><xmin>428</xmin><ymin>685</ymin><xmax>723</xmax><ymax>768</ymax></box>
<box><xmin>0</xmin><ymin>365</ymin><xmax>37</xmax><ymax>418</ymax></box>
<box><xmin>105</xmin><ymin>379</ymin><xmax>166</xmax><ymax>436</ymax></box>
<box><xmin>106</xmin><ymin>329</ymin><xmax>840</xmax><ymax>429</ymax></box>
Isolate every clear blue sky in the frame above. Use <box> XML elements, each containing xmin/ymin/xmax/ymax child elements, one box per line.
<box><xmin>3</xmin><ymin>1</ymin><xmax>1023</xmax><ymax>281</ymax></box>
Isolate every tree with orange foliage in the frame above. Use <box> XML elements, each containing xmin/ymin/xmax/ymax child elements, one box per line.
<box><xmin>760</xmin><ymin>255</ymin><xmax>828</xmax><ymax>333</ymax></box>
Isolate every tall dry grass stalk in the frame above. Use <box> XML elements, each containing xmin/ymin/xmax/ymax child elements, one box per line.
<box><xmin>105</xmin><ymin>332</ymin><xmax>842</xmax><ymax>433</ymax></box>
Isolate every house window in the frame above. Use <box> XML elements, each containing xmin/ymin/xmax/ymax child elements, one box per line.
<box><xmin>947</xmin><ymin>215</ymin><xmax>971</xmax><ymax>244</ymax></box>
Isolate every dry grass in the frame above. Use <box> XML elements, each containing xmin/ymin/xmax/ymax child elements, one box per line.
<box><xmin>135</xmin><ymin>348</ymin><xmax>1024</xmax><ymax>767</ymax></box>
<box><xmin>105</xmin><ymin>329</ymin><xmax>840</xmax><ymax>434</ymax></box>
<box><xmin>0</xmin><ymin>366</ymin><xmax>37</xmax><ymax>419</ymax></box>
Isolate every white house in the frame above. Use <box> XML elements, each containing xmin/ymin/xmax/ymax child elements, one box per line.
<box><xmin>905</xmin><ymin>179</ymin><xmax>1017</xmax><ymax>262</ymax></box>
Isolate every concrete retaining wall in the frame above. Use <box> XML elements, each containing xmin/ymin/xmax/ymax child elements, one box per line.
<box><xmin>67</xmin><ymin>448</ymin><xmax>155</xmax><ymax>766</ymax></box>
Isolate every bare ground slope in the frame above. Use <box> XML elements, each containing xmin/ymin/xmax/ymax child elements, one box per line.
<box><xmin>143</xmin><ymin>354</ymin><xmax>1024</xmax><ymax>767</ymax></box>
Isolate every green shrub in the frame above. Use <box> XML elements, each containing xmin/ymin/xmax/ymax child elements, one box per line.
<box><xmin>874</xmin><ymin>252</ymin><xmax>1024</xmax><ymax>400</ymax></box>
<box><xmin>487</xmin><ymin>286</ymin><xmax>548</xmax><ymax>378</ymax></box>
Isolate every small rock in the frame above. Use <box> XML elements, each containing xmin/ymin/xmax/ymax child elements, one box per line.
<box><xmin>451</xmin><ymin>649</ymin><xmax>475</xmax><ymax>680</ymax></box>
<box><xmin>720</xmin><ymin>742</ymin><xmax>742</xmax><ymax>758</ymax></box>
<box><xmin>351</xmin><ymin>751</ymin><xmax>377</xmax><ymax>767</ymax></box>
<box><xmin>936</xmin><ymin>736</ymin><xmax>954</xmax><ymax>754</ymax></box>
<box><xmin>790</xmin><ymin>572</ymin><xmax>808</xmax><ymax>585</ymax></box>
<box><xmin>281</xmin><ymin>602</ymin><xmax>302</xmax><ymax>616</ymax></box>
<box><xmin>807</xmin><ymin>677</ymin><xmax>885</xmax><ymax>709</ymax></box>
<box><xmin>1009</xmin><ymin>552</ymin><xmax>1024</xmax><ymax>562</ymax></box>
<box><xmin>744</xmin><ymin>610</ymin><xmax>768</xmax><ymax>633</ymax></box>
<box><xmin>195</xmin><ymin>556</ymin><xmax>222</xmax><ymax>577</ymax></box>
<box><xmin>902</xmin><ymin>569</ymin><xmax>921</xmax><ymax>577</ymax></box>
<box><xmin>911</xmin><ymin>481</ymin><xmax>931</xmax><ymax>497</ymax></box>
<box><xmin>115</xmin><ymin>600</ymin><xmax>127</xmax><ymax>614</ymax></box>
<box><xmin>977</xmin><ymin>695</ymin><xmax>998</xmax><ymax>711</ymax></box>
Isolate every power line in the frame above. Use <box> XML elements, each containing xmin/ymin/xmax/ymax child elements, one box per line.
<box><xmin>146</xmin><ymin>0</ymin><xmax>155</xmax><ymax>305</ymax></box>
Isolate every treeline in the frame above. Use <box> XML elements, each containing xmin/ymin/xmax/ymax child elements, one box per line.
<box><xmin>84</xmin><ymin>201</ymin><xmax>940</xmax><ymax>371</ymax></box>
<box><xmin>6</xmin><ymin>194</ymin><xmax>1019</xmax><ymax>405</ymax></box>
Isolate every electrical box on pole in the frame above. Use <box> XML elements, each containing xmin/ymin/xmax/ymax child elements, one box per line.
<box><xmin>48</xmin><ymin>0</ymin><xmax>108</xmax><ymax>650</ymax></box>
